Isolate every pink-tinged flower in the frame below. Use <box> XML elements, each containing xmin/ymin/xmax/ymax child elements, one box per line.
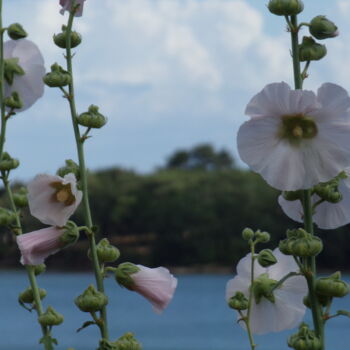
<box><xmin>28</xmin><ymin>173</ymin><xmax>82</xmax><ymax>227</ymax></box>
<box><xmin>116</xmin><ymin>263</ymin><xmax>177</xmax><ymax>314</ymax></box>
<box><xmin>60</xmin><ymin>0</ymin><xmax>86</xmax><ymax>17</ymax></box>
<box><xmin>226</xmin><ymin>249</ymin><xmax>307</xmax><ymax>334</ymax></box>
<box><xmin>17</xmin><ymin>226</ymin><xmax>64</xmax><ymax>265</ymax></box>
<box><xmin>4</xmin><ymin>39</ymin><xmax>45</xmax><ymax>112</ymax></box>
<box><xmin>279</xmin><ymin>169</ymin><xmax>350</xmax><ymax>229</ymax></box>
<box><xmin>237</xmin><ymin>82</ymin><xmax>350</xmax><ymax>191</ymax></box>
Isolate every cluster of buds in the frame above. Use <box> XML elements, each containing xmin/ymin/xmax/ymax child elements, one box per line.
<box><xmin>98</xmin><ymin>332</ymin><xmax>142</xmax><ymax>350</ymax></box>
<box><xmin>75</xmin><ymin>285</ymin><xmax>108</xmax><ymax>313</ymax></box>
<box><xmin>288</xmin><ymin>323</ymin><xmax>322</xmax><ymax>350</ymax></box>
<box><xmin>57</xmin><ymin>159</ymin><xmax>80</xmax><ymax>181</ymax></box>
<box><xmin>241</xmin><ymin>227</ymin><xmax>270</xmax><ymax>243</ymax></box>
<box><xmin>227</xmin><ymin>291</ymin><xmax>248</xmax><ymax>311</ymax></box>
<box><xmin>0</xmin><ymin>152</ymin><xmax>19</xmax><ymax>171</ymax></box>
<box><xmin>0</xmin><ymin>207</ymin><xmax>16</xmax><ymax>227</ymax></box>
<box><xmin>316</xmin><ymin>272</ymin><xmax>349</xmax><ymax>298</ymax></box>
<box><xmin>77</xmin><ymin>105</ymin><xmax>107</xmax><ymax>129</ymax></box>
<box><xmin>38</xmin><ymin>306</ymin><xmax>64</xmax><ymax>327</ymax></box>
<box><xmin>88</xmin><ymin>238</ymin><xmax>120</xmax><ymax>264</ymax></box>
<box><xmin>313</xmin><ymin>172</ymin><xmax>346</xmax><ymax>203</ymax></box>
<box><xmin>279</xmin><ymin>228</ymin><xmax>323</xmax><ymax>257</ymax></box>
<box><xmin>43</xmin><ymin>63</ymin><xmax>71</xmax><ymax>88</ymax></box>
<box><xmin>53</xmin><ymin>25</ymin><xmax>82</xmax><ymax>49</ymax></box>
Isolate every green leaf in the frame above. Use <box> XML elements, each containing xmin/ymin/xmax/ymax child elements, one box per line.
<box><xmin>76</xmin><ymin>320</ymin><xmax>96</xmax><ymax>333</ymax></box>
<box><xmin>337</xmin><ymin>310</ymin><xmax>350</xmax><ymax>318</ymax></box>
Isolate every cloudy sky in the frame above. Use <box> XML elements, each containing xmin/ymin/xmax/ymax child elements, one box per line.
<box><xmin>3</xmin><ymin>0</ymin><xmax>350</xmax><ymax>180</ymax></box>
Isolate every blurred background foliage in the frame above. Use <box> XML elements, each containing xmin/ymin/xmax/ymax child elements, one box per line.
<box><xmin>1</xmin><ymin>144</ymin><xmax>349</xmax><ymax>271</ymax></box>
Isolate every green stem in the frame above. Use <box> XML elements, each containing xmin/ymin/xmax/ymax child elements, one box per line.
<box><xmin>64</xmin><ymin>10</ymin><xmax>109</xmax><ymax>341</ymax></box>
<box><xmin>245</xmin><ymin>242</ymin><xmax>257</xmax><ymax>350</ymax></box>
<box><xmin>0</xmin><ymin>0</ymin><xmax>6</xmax><ymax>160</ymax></box>
<box><xmin>288</xmin><ymin>14</ymin><xmax>325</xmax><ymax>349</ymax></box>
<box><xmin>271</xmin><ymin>272</ymin><xmax>301</xmax><ymax>293</ymax></box>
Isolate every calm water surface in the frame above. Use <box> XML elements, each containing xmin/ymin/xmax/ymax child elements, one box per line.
<box><xmin>0</xmin><ymin>272</ymin><xmax>349</xmax><ymax>350</ymax></box>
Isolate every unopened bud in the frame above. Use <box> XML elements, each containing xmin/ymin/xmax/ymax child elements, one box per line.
<box><xmin>268</xmin><ymin>0</ymin><xmax>304</xmax><ymax>16</ymax></box>
<box><xmin>77</xmin><ymin>105</ymin><xmax>107</xmax><ymax>129</ymax></box>
<box><xmin>13</xmin><ymin>186</ymin><xmax>28</xmax><ymax>208</ymax></box>
<box><xmin>255</xmin><ymin>230</ymin><xmax>270</xmax><ymax>243</ymax></box>
<box><xmin>7</xmin><ymin>23</ymin><xmax>27</xmax><ymax>40</ymax></box>
<box><xmin>53</xmin><ymin>25</ymin><xmax>82</xmax><ymax>49</ymax></box>
<box><xmin>38</xmin><ymin>306</ymin><xmax>64</xmax><ymax>326</ymax></box>
<box><xmin>34</xmin><ymin>263</ymin><xmax>46</xmax><ymax>276</ymax></box>
<box><xmin>19</xmin><ymin>287</ymin><xmax>47</xmax><ymax>304</ymax></box>
<box><xmin>57</xmin><ymin>159</ymin><xmax>80</xmax><ymax>181</ymax></box>
<box><xmin>75</xmin><ymin>285</ymin><xmax>108</xmax><ymax>313</ymax></box>
<box><xmin>228</xmin><ymin>291</ymin><xmax>248</xmax><ymax>310</ymax></box>
<box><xmin>242</xmin><ymin>228</ymin><xmax>254</xmax><ymax>240</ymax></box>
<box><xmin>303</xmin><ymin>293</ymin><xmax>330</xmax><ymax>309</ymax></box>
<box><xmin>4</xmin><ymin>91</ymin><xmax>23</xmax><ymax>109</ymax></box>
<box><xmin>0</xmin><ymin>207</ymin><xmax>16</xmax><ymax>226</ymax></box>
<box><xmin>112</xmin><ymin>332</ymin><xmax>142</xmax><ymax>350</ymax></box>
<box><xmin>0</xmin><ymin>152</ymin><xmax>19</xmax><ymax>171</ymax></box>
<box><xmin>88</xmin><ymin>238</ymin><xmax>120</xmax><ymax>263</ymax></box>
<box><xmin>288</xmin><ymin>323</ymin><xmax>322</xmax><ymax>350</ymax></box>
<box><xmin>299</xmin><ymin>36</ymin><xmax>327</xmax><ymax>62</ymax></box>
<box><xmin>309</xmin><ymin>16</ymin><xmax>338</xmax><ymax>40</ymax></box>
<box><xmin>43</xmin><ymin>63</ymin><xmax>71</xmax><ymax>87</ymax></box>
<box><xmin>258</xmin><ymin>249</ymin><xmax>277</xmax><ymax>267</ymax></box>
<box><xmin>316</xmin><ymin>272</ymin><xmax>349</xmax><ymax>298</ymax></box>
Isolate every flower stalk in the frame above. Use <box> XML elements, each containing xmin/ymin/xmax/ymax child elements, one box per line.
<box><xmin>63</xmin><ymin>8</ymin><xmax>109</xmax><ymax>341</ymax></box>
<box><xmin>287</xmin><ymin>14</ymin><xmax>325</xmax><ymax>349</ymax></box>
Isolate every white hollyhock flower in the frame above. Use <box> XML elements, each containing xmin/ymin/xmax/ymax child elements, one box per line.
<box><xmin>60</xmin><ymin>0</ymin><xmax>86</xmax><ymax>17</ymax></box>
<box><xmin>279</xmin><ymin>169</ymin><xmax>350</xmax><ymax>229</ymax></box>
<box><xmin>28</xmin><ymin>173</ymin><xmax>82</xmax><ymax>227</ymax></box>
<box><xmin>237</xmin><ymin>82</ymin><xmax>350</xmax><ymax>191</ymax></box>
<box><xmin>17</xmin><ymin>226</ymin><xmax>64</xmax><ymax>265</ymax></box>
<box><xmin>226</xmin><ymin>248</ymin><xmax>307</xmax><ymax>335</ymax></box>
<box><xmin>4</xmin><ymin>39</ymin><xmax>45</xmax><ymax>112</ymax></box>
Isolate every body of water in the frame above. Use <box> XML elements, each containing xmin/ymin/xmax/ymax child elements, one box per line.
<box><xmin>0</xmin><ymin>271</ymin><xmax>349</xmax><ymax>350</ymax></box>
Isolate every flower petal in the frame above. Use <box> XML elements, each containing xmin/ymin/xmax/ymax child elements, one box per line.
<box><xmin>236</xmin><ymin>252</ymin><xmax>266</xmax><ymax>279</ymax></box>
<box><xmin>278</xmin><ymin>195</ymin><xmax>304</xmax><ymax>224</ymax></box>
<box><xmin>267</xmin><ymin>249</ymin><xmax>301</xmax><ymax>280</ymax></box>
<box><xmin>225</xmin><ymin>276</ymin><xmax>249</xmax><ymax>301</ymax></box>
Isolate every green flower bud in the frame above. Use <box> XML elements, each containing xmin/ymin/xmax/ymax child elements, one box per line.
<box><xmin>4</xmin><ymin>57</ymin><xmax>24</xmax><ymax>85</ymax></box>
<box><xmin>4</xmin><ymin>91</ymin><xmax>23</xmax><ymax>109</ymax></box>
<box><xmin>228</xmin><ymin>291</ymin><xmax>248</xmax><ymax>310</ymax></box>
<box><xmin>77</xmin><ymin>105</ymin><xmax>107</xmax><ymax>129</ymax></box>
<box><xmin>75</xmin><ymin>285</ymin><xmax>108</xmax><ymax>313</ymax></box>
<box><xmin>0</xmin><ymin>152</ymin><xmax>19</xmax><ymax>171</ymax></box>
<box><xmin>316</xmin><ymin>272</ymin><xmax>350</xmax><ymax>298</ymax></box>
<box><xmin>255</xmin><ymin>230</ymin><xmax>270</xmax><ymax>243</ymax></box>
<box><xmin>313</xmin><ymin>173</ymin><xmax>346</xmax><ymax>203</ymax></box>
<box><xmin>268</xmin><ymin>0</ymin><xmax>304</xmax><ymax>16</ymax></box>
<box><xmin>19</xmin><ymin>287</ymin><xmax>47</xmax><ymax>304</ymax></box>
<box><xmin>288</xmin><ymin>323</ymin><xmax>322</xmax><ymax>350</ymax></box>
<box><xmin>38</xmin><ymin>306</ymin><xmax>64</xmax><ymax>326</ymax></box>
<box><xmin>112</xmin><ymin>332</ymin><xmax>142</xmax><ymax>350</ymax></box>
<box><xmin>7</xmin><ymin>23</ymin><xmax>27</xmax><ymax>40</ymax></box>
<box><xmin>279</xmin><ymin>228</ymin><xmax>323</xmax><ymax>257</ymax></box>
<box><xmin>303</xmin><ymin>293</ymin><xmax>330</xmax><ymax>309</ymax></box>
<box><xmin>57</xmin><ymin>159</ymin><xmax>80</xmax><ymax>181</ymax></box>
<box><xmin>43</xmin><ymin>63</ymin><xmax>71</xmax><ymax>87</ymax></box>
<box><xmin>34</xmin><ymin>263</ymin><xmax>46</xmax><ymax>276</ymax></box>
<box><xmin>115</xmin><ymin>262</ymin><xmax>140</xmax><ymax>289</ymax></box>
<box><xmin>299</xmin><ymin>37</ymin><xmax>327</xmax><ymax>62</ymax></box>
<box><xmin>0</xmin><ymin>207</ymin><xmax>16</xmax><ymax>226</ymax></box>
<box><xmin>88</xmin><ymin>238</ymin><xmax>120</xmax><ymax>263</ymax></box>
<box><xmin>53</xmin><ymin>25</ymin><xmax>82</xmax><ymax>49</ymax></box>
<box><xmin>257</xmin><ymin>249</ymin><xmax>277</xmax><ymax>267</ymax></box>
<box><xmin>13</xmin><ymin>186</ymin><xmax>28</xmax><ymax>208</ymax></box>
<box><xmin>242</xmin><ymin>227</ymin><xmax>254</xmax><ymax>240</ymax></box>
<box><xmin>309</xmin><ymin>16</ymin><xmax>338</xmax><ymax>40</ymax></box>
<box><xmin>282</xmin><ymin>190</ymin><xmax>303</xmax><ymax>201</ymax></box>
<box><xmin>253</xmin><ymin>273</ymin><xmax>277</xmax><ymax>304</ymax></box>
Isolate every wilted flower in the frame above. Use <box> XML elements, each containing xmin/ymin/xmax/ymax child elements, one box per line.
<box><xmin>4</xmin><ymin>39</ymin><xmax>45</xmax><ymax>111</ymax></box>
<box><xmin>17</xmin><ymin>226</ymin><xmax>64</xmax><ymax>265</ymax></box>
<box><xmin>237</xmin><ymin>82</ymin><xmax>350</xmax><ymax>191</ymax></box>
<box><xmin>60</xmin><ymin>0</ymin><xmax>86</xmax><ymax>17</ymax></box>
<box><xmin>116</xmin><ymin>263</ymin><xmax>177</xmax><ymax>314</ymax></box>
<box><xmin>279</xmin><ymin>169</ymin><xmax>350</xmax><ymax>229</ymax></box>
<box><xmin>226</xmin><ymin>248</ymin><xmax>307</xmax><ymax>334</ymax></box>
<box><xmin>28</xmin><ymin>173</ymin><xmax>82</xmax><ymax>227</ymax></box>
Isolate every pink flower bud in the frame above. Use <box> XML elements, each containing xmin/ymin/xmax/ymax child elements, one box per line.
<box><xmin>59</xmin><ymin>0</ymin><xmax>86</xmax><ymax>17</ymax></box>
<box><xmin>28</xmin><ymin>173</ymin><xmax>82</xmax><ymax>227</ymax></box>
<box><xmin>17</xmin><ymin>227</ymin><xmax>64</xmax><ymax>265</ymax></box>
<box><xmin>130</xmin><ymin>265</ymin><xmax>177</xmax><ymax>314</ymax></box>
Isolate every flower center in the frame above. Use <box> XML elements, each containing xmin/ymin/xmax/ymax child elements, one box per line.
<box><xmin>279</xmin><ymin>114</ymin><xmax>318</xmax><ymax>145</ymax></box>
<box><xmin>252</xmin><ymin>273</ymin><xmax>279</xmax><ymax>304</ymax></box>
<box><xmin>50</xmin><ymin>182</ymin><xmax>76</xmax><ymax>206</ymax></box>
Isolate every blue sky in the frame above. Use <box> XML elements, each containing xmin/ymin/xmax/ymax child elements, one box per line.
<box><xmin>3</xmin><ymin>0</ymin><xmax>350</xmax><ymax>180</ymax></box>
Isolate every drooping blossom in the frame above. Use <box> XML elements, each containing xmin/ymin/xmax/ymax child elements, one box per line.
<box><xmin>4</xmin><ymin>39</ymin><xmax>45</xmax><ymax>111</ymax></box>
<box><xmin>60</xmin><ymin>0</ymin><xmax>86</xmax><ymax>17</ymax></box>
<box><xmin>237</xmin><ymin>82</ymin><xmax>350</xmax><ymax>191</ymax></box>
<box><xmin>226</xmin><ymin>248</ymin><xmax>307</xmax><ymax>334</ymax></box>
<box><xmin>17</xmin><ymin>226</ymin><xmax>64</xmax><ymax>265</ymax></box>
<box><xmin>116</xmin><ymin>263</ymin><xmax>177</xmax><ymax>314</ymax></box>
<box><xmin>28</xmin><ymin>173</ymin><xmax>82</xmax><ymax>227</ymax></box>
<box><xmin>278</xmin><ymin>169</ymin><xmax>350</xmax><ymax>229</ymax></box>
<box><xmin>131</xmin><ymin>265</ymin><xmax>177</xmax><ymax>313</ymax></box>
